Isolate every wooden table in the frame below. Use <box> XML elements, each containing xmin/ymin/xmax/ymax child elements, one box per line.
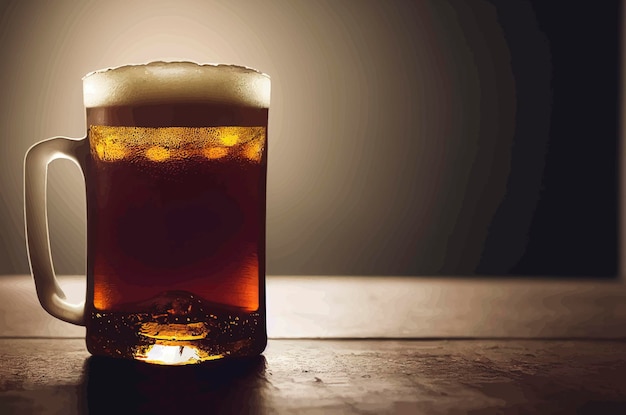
<box><xmin>1</xmin><ymin>275</ymin><xmax>626</xmax><ymax>414</ymax></box>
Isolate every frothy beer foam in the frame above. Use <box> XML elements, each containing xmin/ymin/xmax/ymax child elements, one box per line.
<box><xmin>83</xmin><ymin>61</ymin><xmax>270</xmax><ymax>108</ymax></box>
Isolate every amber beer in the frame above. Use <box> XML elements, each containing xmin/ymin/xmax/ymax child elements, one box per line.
<box><xmin>82</xmin><ymin>62</ymin><xmax>269</xmax><ymax>363</ymax></box>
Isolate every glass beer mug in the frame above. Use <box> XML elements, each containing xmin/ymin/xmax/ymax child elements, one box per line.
<box><xmin>24</xmin><ymin>62</ymin><xmax>270</xmax><ymax>364</ymax></box>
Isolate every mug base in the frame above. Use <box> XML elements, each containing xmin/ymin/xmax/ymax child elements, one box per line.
<box><xmin>85</xmin><ymin>305</ymin><xmax>266</xmax><ymax>365</ymax></box>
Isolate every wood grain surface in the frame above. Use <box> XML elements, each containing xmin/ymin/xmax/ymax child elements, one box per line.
<box><xmin>2</xmin><ymin>276</ymin><xmax>626</xmax><ymax>414</ymax></box>
<box><xmin>0</xmin><ymin>338</ymin><xmax>625</xmax><ymax>414</ymax></box>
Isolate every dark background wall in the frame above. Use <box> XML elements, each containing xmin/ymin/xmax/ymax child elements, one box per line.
<box><xmin>0</xmin><ymin>0</ymin><xmax>620</xmax><ymax>277</ymax></box>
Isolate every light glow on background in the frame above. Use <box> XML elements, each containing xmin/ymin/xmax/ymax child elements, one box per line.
<box><xmin>0</xmin><ymin>0</ymin><xmax>478</xmax><ymax>274</ymax></box>
<box><xmin>1</xmin><ymin>0</ymin><xmax>555</xmax><ymax>276</ymax></box>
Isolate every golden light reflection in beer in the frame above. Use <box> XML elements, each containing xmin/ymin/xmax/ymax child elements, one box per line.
<box><xmin>135</xmin><ymin>344</ymin><xmax>224</xmax><ymax>365</ymax></box>
<box><xmin>204</xmin><ymin>147</ymin><xmax>229</xmax><ymax>159</ymax></box>
<box><xmin>145</xmin><ymin>146</ymin><xmax>170</xmax><ymax>161</ymax></box>
<box><xmin>93</xmin><ymin>281</ymin><xmax>112</xmax><ymax>310</ymax></box>
<box><xmin>243</xmin><ymin>139</ymin><xmax>263</xmax><ymax>162</ymax></box>
<box><xmin>219</xmin><ymin>133</ymin><xmax>239</xmax><ymax>146</ymax></box>
<box><xmin>139</xmin><ymin>322</ymin><xmax>209</xmax><ymax>340</ymax></box>
<box><xmin>95</xmin><ymin>136</ymin><xmax>126</xmax><ymax>161</ymax></box>
<box><xmin>89</xmin><ymin>125</ymin><xmax>265</xmax><ymax>162</ymax></box>
<box><xmin>239</xmin><ymin>253</ymin><xmax>260</xmax><ymax>311</ymax></box>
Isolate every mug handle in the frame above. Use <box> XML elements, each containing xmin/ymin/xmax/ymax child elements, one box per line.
<box><xmin>24</xmin><ymin>136</ymin><xmax>88</xmax><ymax>326</ymax></box>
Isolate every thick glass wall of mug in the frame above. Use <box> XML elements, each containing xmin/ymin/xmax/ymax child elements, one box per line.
<box><xmin>82</xmin><ymin>62</ymin><xmax>269</xmax><ymax>364</ymax></box>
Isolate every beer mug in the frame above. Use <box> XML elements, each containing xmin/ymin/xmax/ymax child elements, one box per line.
<box><xmin>24</xmin><ymin>62</ymin><xmax>270</xmax><ymax>364</ymax></box>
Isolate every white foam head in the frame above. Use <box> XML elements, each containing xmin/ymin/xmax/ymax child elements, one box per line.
<box><xmin>83</xmin><ymin>61</ymin><xmax>270</xmax><ymax>108</ymax></box>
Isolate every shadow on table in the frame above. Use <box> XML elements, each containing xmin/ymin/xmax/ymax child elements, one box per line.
<box><xmin>79</xmin><ymin>355</ymin><xmax>269</xmax><ymax>414</ymax></box>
